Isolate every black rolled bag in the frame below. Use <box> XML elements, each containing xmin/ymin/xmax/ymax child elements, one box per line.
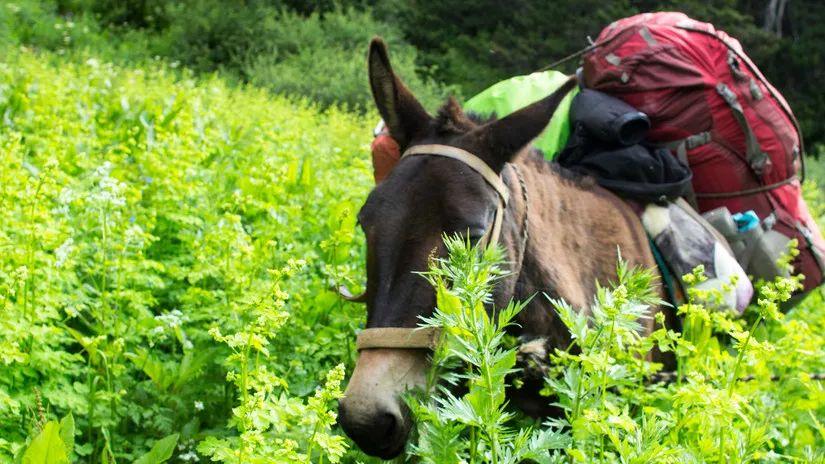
<box><xmin>557</xmin><ymin>89</ymin><xmax>693</xmax><ymax>204</ymax></box>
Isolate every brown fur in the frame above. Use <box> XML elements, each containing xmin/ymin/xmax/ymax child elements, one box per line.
<box><xmin>507</xmin><ymin>151</ymin><xmax>658</xmax><ymax>339</ymax></box>
<box><xmin>338</xmin><ymin>38</ymin><xmax>674</xmax><ymax>458</ymax></box>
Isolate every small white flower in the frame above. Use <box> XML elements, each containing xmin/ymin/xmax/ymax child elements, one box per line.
<box><xmin>194</xmin><ymin>401</ymin><xmax>204</xmax><ymax>411</ymax></box>
<box><xmin>58</xmin><ymin>187</ymin><xmax>75</xmax><ymax>206</ymax></box>
<box><xmin>55</xmin><ymin>238</ymin><xmax>74</xmax><ymax>268</ymax></box>
<box><xmin>88</xmin><ymin>162</ymin><xmax>128</xmax><ymax>208</ymax></box>
<box><xmin>154</xmin><ymin>309</ymin><xmax>187</xmax><ymax>329</ymax></box>
<box><xmin>125</xmin><ymin>224</ymin><xmax>145</xmax><ymax>248</ymax></box>
<box><xmin>179</xmin><ymin>450</ymin><xmax>200</xmax><ymax>462</ymax></box>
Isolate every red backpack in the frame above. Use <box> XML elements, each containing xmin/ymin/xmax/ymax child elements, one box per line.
<box><xmin>583</xmin><ymin>12</ymin><xmax>824</xmax><ymax>294</ymax></box>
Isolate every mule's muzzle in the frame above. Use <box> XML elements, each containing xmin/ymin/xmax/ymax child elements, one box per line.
<box><xmin>337</xmin><ymin>396</ymin><xmax>410</xmax><ymax>459</ymax></box>
<box><xmin>337</xmin><ymin>348</ymin><xmax>429</xmax><ymax>459</ymax></box>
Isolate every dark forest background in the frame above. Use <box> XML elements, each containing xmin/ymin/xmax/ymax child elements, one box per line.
<box><xmin>3</xmin><ymin>0</ymin><xmax>822</xmax><ymax>146</ymax></box>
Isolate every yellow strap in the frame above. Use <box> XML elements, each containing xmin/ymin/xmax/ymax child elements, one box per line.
<box><xmin>356</xmin><ymin>327</ymin><xmax>442</xmax><ymax>350</ymax></box>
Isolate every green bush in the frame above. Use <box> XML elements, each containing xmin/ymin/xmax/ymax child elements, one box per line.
<box><xmin>414</xmin><ymin>238</ymin><xmax>824</xmax><ymax>462</ymax></box>
<box><xmin>151</xmin><ymin>3</ymin><xmax>452</xmax><ymax>110</ymax></box>
<box><xmin>0</xmin><ymin>48</ymin><xmax>371</xmax><ymax>462</ymax></box>
<box><xmin>0</xmin><ymin>1</ymin><xmax>102</xmax><ymax>51</ymax></box>
<box><xmin>9</xmin><ymin>0</ymin><xmax>453</xmax><ymax>112</ymax></box>
<box><xmin>239</xmin><ymin>8</ymin><xmax>453</xmax><ymax>111</ymax></box>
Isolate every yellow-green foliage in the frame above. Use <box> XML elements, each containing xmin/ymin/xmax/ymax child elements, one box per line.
<box><xmin>415</xmin><ymin>239</ymin><xmax>824</xmax><ymax>463</ymax></box>
<box><xmin>0</xmin><ymin>49</ymin><xmax>372</xmax><ymax>462</ymax></box>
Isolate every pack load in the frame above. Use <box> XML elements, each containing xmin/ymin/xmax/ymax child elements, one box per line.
<box><xmin>370</xmin><ymin>70</ymin><xmax>576</xmax><ymax>183</ymax></box>
<box><xmin>558</xmin><ymin>88</ymin><xmax>693</xmax><ymax>203</ymax></box>
<box><xmin>582</xmin><ymin>11</ymin><xmax>825</xmax><ymax>294</ymax></box>
<box><xmin>558</xmin><ymin>87</ymin><xmax>752</xmax><ymax>311</ymax></box>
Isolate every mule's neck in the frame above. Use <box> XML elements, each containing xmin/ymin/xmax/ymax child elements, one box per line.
<box><xmin>503</xmin><ymin>150</ymin><xmax>655</xmax><ymax>342</ymax></box>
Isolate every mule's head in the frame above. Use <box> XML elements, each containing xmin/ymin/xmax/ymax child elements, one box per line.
<box><xmin>337</xmin><ymin>38</ymin><xmax>576</xmax><ymax>459</ymax></box>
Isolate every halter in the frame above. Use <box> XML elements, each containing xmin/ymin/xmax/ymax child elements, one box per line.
<box><xmin>403</xmin><ymin>144</ymin><xmax>510</xmax><ymax>249</ymax></box>
<box><xmin>355</xmin><ymin>143</ymin><xmax>517</xmax><ymax>351</ymax></box>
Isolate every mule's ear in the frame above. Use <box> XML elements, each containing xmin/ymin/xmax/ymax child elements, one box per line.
<box><xmin>369</xmin><ymin>37</ymin><xmax>430</xmax><ymax>148</ymax></box>
<box><xmin>477</xmin><ymin>76</ymin><xmax>578</xmax><ymax>170</ymax></box>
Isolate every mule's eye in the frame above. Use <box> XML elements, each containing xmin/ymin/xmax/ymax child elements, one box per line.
<box><xmin>463</xmin><ymin>226</ymin><xmax>487</xmax><ymax>243</ymax></box>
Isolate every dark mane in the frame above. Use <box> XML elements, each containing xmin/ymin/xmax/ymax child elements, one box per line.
<box><xmin>464</xmin><ymin>110</ymin><xmax>496</xmax><ymax>125</ymax></box>
<box><xmin>434</xmin><ymin>96</ymin><xmax>479</xmax><ymax>134</ymax></box>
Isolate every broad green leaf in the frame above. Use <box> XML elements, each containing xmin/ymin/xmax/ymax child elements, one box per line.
<box><xmin>300</xmin><ymin>158</ymin><xmax>313</xmax><ymax>186</ymax></box>
<box><xmin>126</xmin><ymin>349</ymin><xmax>173</xmax><ymax>391</ymax></box>
<box><xmin>59</xmin><ymin>413</ymin><xmax>75</xmax><ymax>456</ymax></box>
<box><xmin>134</xmin><ymin>433</ymin><xmax>179</xmax><ymax>464</ymax></box>
<box><xmin>22</xmin><ymin>422</ymin><xmax>69</xmax><ymax>464</ymax></box>
<box><xmin>63</xmin><ymin>327</ymin><xmax>100</xmax><ymax>362</ymax></box>
<box><xmin>172</xmin><ymin>349</ymin><xmax>213</xmax><ymax>392</ymax></box>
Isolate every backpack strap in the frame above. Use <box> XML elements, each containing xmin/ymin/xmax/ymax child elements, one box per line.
<box><xmin>715</xmin><ymin>83</ymin><xmax>771</xmax><ymax>176</ymax></box>
<box><xmin>662</xmin><ymin>131</ymin><xmax>712</xmax><ymax>165</ymax></box>
<box><xmin>647</xmin><ymin>235</ymin><xmax>683</xmax><ymax>307</ymax></box>
<box><xmin>677</xmin><ymin>22</ymin><xmax>806</xmax><ymax>183</ymax></box>
<box><xmin>796</xmin><ymin>222</ymin><xmax>825</xmax><ymax>275</ymax></box>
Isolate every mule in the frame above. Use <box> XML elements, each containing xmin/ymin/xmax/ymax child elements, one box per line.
<box><xmin>337</xmin><ymin>38</ymin><xmax>676</xmax><ymax>459</ymax></box>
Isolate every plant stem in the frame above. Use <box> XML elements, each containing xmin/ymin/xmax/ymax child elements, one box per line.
<box><xmin>719</xmin><ymin>314</ymin><xmax>763</xmax><ymax>463</ymax></box>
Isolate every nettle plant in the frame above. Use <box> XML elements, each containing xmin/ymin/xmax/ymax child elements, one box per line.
<box><xmin>412</xmin><ymin>236</ymin><xmax>824</xmax><ymax>463</ymax></box>
<box><xmin>411</xmin><ymin>237</ymin><xmax>569</xmax><ymax>464</ymax></box>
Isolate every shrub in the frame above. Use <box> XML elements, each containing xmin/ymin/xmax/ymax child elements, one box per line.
<box><xmin>241</xmin><ymin>7</ymin><xmax>453</xmax><ymax>111</ymax></box>
<box><xmin>0</xmin><ymin>1</ymin><xmax>102</xmax><ymax>51</ymax></box>
<box><xmin>412</xmin><ymin>237</ymin><xmax>824</xmax><ymax>462</ymax></box>
<box><xmin>3</xmin><ymin>0</ymin><xmax>453</xmax><ymax>114</ymax></box>
<box><xmin>0</xmin><ymin>49</ymin><xmax>370</xmax><ymax>462</ymax></box>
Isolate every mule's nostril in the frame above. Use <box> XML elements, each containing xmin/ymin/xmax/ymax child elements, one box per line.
<box><xmin>338</xmin><ymin>399</ymin><xmax>408</xmax><ymax>459</ymax></box>
<box><xmin>376</xmin><ymin>412</ymin><xmax>397</xmax><ymax>439</ymax></box>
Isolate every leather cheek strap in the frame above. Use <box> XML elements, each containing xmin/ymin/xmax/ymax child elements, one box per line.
<box><xmin>353</xmin><ymin>145</ymin><xmax>503</xmax><ymax>350</ymax></box>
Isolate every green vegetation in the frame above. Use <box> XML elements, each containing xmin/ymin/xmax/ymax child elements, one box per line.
<box><xmin>6</xmin><ymin>0</ymin><xmax>822</xmax><ymax>144</ymax></box>
<box><xmin>412</xmin><ymin>237</ymin><xmax>824</xmax><ymax>462</ymax></box>
<box><xmin>0</xmin><ymin>49</ymin><xmax>371</xmax><ymax>461</ymax></box>
<box><xmin>0</xmin><ymin>0</ymin><xmax>451</xmax><ymax>111</ymax></box>
<box><xmin>1</xmin><ymin>0</ymin><xmax>823</xmax><ymax>462</ymax></box>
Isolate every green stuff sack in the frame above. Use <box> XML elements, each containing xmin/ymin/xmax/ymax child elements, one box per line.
<box><xmin>464</xmin><ymin>70</ymin><xmax>577</xmax><ymax>159</ymax></box>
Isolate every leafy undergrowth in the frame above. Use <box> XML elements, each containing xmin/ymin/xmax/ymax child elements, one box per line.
<box><xmin>414</xmin><ymin>237</ymin><xmax>824</xmax><ymax>463</ymax></box>
<box><xmin>0</xmin><ymin>49</ymin><xmax>372</xmax><ymax>462</ymax></box>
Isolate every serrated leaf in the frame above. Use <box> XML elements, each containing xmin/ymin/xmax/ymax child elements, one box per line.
<box><xmin>59</xmin><ymin>413</ymin><xmax>74</xmax><ymax>455</ymax></box>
